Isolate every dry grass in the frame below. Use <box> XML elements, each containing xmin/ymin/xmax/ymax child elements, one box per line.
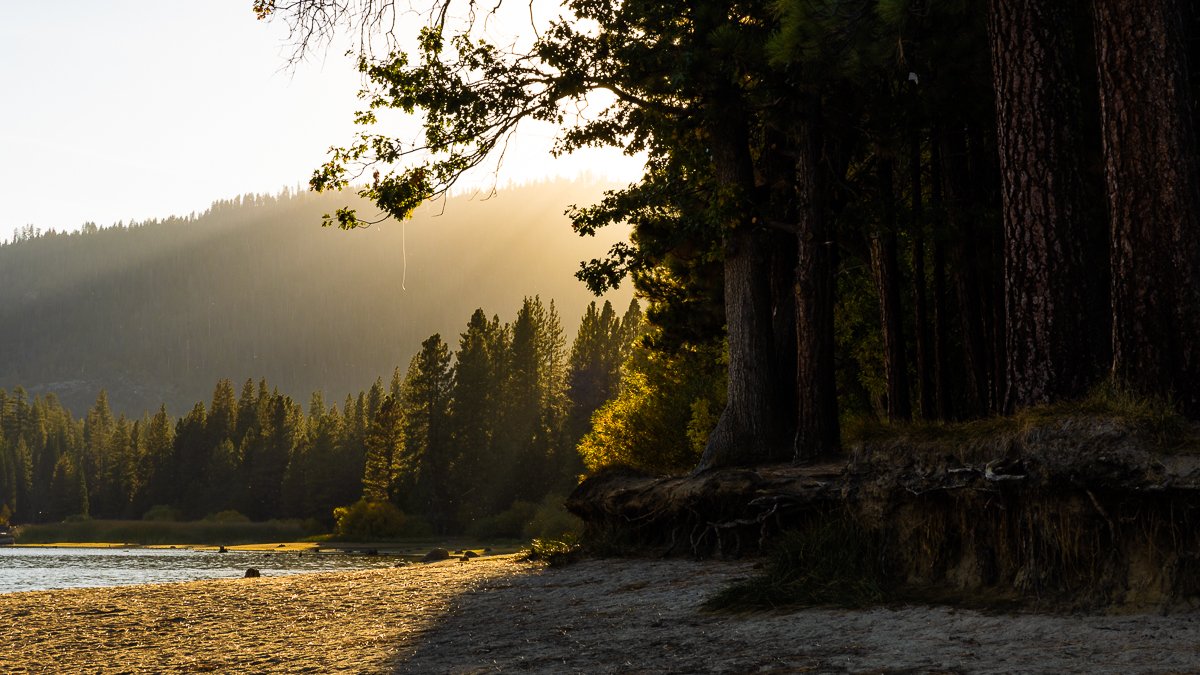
<box><xmin>845</xmin><ymin>381</ymin><xmax>1200</xmax><ymax>459</ymax></box>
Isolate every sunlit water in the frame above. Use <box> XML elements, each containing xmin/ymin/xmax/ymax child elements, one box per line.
<box><xmin>0</xmin><ymin>546</ymin><xmax>400</xmax><ymax>594</ymax></box>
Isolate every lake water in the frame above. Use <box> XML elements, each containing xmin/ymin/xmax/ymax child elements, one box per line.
<box><xmin>0</xmin><ymin>546</ymin><xmax>400</xmax><ymax>594</ymax></box>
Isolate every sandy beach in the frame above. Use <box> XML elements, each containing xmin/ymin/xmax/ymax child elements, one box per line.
<box><xmin>3</xmin><ymin>555</ymin><xmax>1200</xmax><ymax>673</ymax></box>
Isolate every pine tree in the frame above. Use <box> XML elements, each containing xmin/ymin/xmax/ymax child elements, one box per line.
<box><xmin>398</xmin><ymin>334</ymin><xmax>454</xmax><ymax>531</ymax></box>
<box><xmin>566</xmin><ymin>301</ymin><xmax>624</xmax><ymax>447</ymax></box>
<box><xmin>362</xmin><ymin>395</ymin><xmax>406</xmax><ymax>504</ymax></box>
<box><xmin>82</xmin><ymin>391</ymin><xmax>115</xmax><ymax>516</ymax></box>
<box><xmin>108</xmin><ymin>415</ymin><xmax>136</xmax><ymax>518</ymax></box>
<box><xmin>135</xmin><ymin>405</ymin><xmax>175</xmax><ymax>516</ymax></box>
<box><xmin>448</xmin><ymin>309</ymin><xmax>502</xmax><ymax>522</ymax></box>
<box><xmin>988</xmin><ymin>0</ymin><xmax>1104</xmax><ymax>410</ymax></box>
<box><xmin>207</xmin><ymin>378</ymin><xmax>238</xmax><ymax>449</ymax></box>
<box><xmin>172</xmin><ymin>402</ymin><xmax>209</xmax><ymax>518</ymax></box>
<box><xmin>242</xmin><ymin>394</ymin><xmax>301</xmax><ymax>520</ymax></box>
<box><xmin>1095</xmin><ymin>0</ymin><xmax>1200</xmax><ymax>413</ymax></box>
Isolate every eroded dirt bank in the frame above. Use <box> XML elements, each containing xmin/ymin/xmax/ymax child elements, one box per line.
<box><xmin>568</xmin><ymin>417</ymin><xmax>1200</xmax><ymax>608</ymax></box>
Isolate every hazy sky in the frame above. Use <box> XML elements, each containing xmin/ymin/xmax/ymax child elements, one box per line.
<box><xmin>0</xmin><ymin>2</ymin><xmax>641</xmax><ymax>241</ymax></box>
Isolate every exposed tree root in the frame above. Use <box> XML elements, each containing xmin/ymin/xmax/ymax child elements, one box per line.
<box><xmin>567</xmin><ymin>416</ymin><xmax>1200</xmax><ymax>609</ymax></box>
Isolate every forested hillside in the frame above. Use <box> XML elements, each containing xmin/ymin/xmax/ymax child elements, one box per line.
<box><xmin>0</xmin><ymin>179</ymin><xmax>630</xmax><ymax>416</ymax></box>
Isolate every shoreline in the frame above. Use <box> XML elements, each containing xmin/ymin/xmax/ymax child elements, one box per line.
<box><xmin>4</xmin><ymin>555</ymin><xmax>1200</xmax><ymax>673</ymax></box>
<box><xmin>7</xmin><ymin>540</ymin><xmax>522</xmax><ymax>555</ymax></box>
<box><xmin>8</xmin><ymin>542</ymin><xmax>320</xmax><ymax>552</ymax></box>
<box><xmin>0</xmin><ymin>555</ymin><xmax>530</xmax><ymax>674</ymax></box>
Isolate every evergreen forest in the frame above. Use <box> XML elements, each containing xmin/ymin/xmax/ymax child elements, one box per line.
<box><xmin>0</xmin><ymin>296</ymin><xmax>663</xmax><ymax>535</ymax></box>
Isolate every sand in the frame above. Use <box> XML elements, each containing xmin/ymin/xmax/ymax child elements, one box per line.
<box><xmin>0</xmin><ymin>556</ymin><xmax>519</xmax><ymax>674</ymax></box>
<box><xmin>3</xmin><ymin>555</ymin><xmax>1200</xmax><ymax>673</ymax></box>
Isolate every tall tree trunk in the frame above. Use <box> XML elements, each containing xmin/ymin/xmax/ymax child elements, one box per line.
<box><xmin>989</xmin><ymin>0</ymin><xmax>1101</xmax><ymax>412</ymax></box>
<box><xmin>762</xmin><ymin>128</ymin><xmax>801</xmax><ymax>447</ymax></box>
<box><xmin>1094</xmin><ymin>0</ymin><xmax>1200</xmax><ymax>415</ymax></box>
<box><xmin>929</xmin><ymin>131</ymin><xmax>952</xmax><ymax>421</ymax></box>
<box><xmin>910</xmin><ymin>134</ymin><xmax>935</xmax><ymax>420</ymax></box>
<box><xmin>794</xmin><ymin>104</ymin><xmax>840</xmax><ymax>461</ymax></box>
<box><xmin>697</xmin><ymin>107</ymin><xmax>788</xmax><ymax>470</ymax></box>
<box><xmin>771</xmin><ymin>230</ymin><xmax>799</xmax><ymax>444</ymax></box>
<box><xmin>871</xmin><ymin>155</ymin><xmax>912</xmax><ymax>422</ymax></box>
<box><xmin>940</xmin><ymin>128</ymin><xmax>990</xmax><ymax>417</ymax></box>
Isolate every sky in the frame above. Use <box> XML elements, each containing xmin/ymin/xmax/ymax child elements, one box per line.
<box><xmin>0</xmin><ymin>2</ymin><xmax>643</xmax><ymax>241</ymax></box>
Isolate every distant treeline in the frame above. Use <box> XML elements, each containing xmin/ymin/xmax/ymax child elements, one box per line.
<box><xmin>0</xmin><ymin>180</ymin><xmax>630</xmax><ymax>416</ymax></box>
<box><xmin>0</xmin><ymin>297</ymin><xmax>642</xmax><ymax>534</ymax></box>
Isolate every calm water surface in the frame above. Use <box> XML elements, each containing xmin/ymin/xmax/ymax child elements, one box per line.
<box><xmin>0</xmin><ymin>546</ymin><xmax>399</xmax><ymax>594</ymax></box>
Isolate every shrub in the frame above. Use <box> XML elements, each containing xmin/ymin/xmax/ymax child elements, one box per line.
<box><xmin>204</xmin><ymin>510</ymin><xmax>250</xmax><ymax>523</ymax></box>
<box><xmin>466</xmin><ymin>500</ymin><xmax>538</xmax><ymax>540</ymax></box>
<box><xmin>523</xmin><ymin>535</ymin><xmax>582</xmax><ymax>567</ymax></box>
<box><xmin>578</xmin><ymin>342</ymin><xmax>725</xmax><ymax>476</ymax></box>
<box><xmin>521</xmin><ymin>493</ymin><xmax>582</xmax><ymax>541</ymax></box>
<box><xmin>142</xmin><ymin>505</ymin><xmax>181</xmax><ymax>522</ymax></box>
<box><xmin>332</xmin><ymin>500</ymin><xmax>407</xmax><ymax>540</ymax></box>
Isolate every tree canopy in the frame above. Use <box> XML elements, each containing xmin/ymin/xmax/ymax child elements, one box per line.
<box><xmin>256</xmin><ymin>0</ymin><xmax>1200</xmax><ymax>471</ymax></box>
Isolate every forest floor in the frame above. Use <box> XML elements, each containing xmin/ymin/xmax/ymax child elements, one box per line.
<box><xmin>2</xmin><ymin>554</ymin><xmax>1199</xmax><ymax>674</ymax></box>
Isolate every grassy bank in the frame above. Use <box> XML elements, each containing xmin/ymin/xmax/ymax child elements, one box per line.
<box><xmin>12</xmin><ymin>519</ymin><xmax>321</xmax><ymax>546</ymax></box>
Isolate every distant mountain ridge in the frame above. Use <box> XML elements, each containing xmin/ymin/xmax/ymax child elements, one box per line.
<box><xmin>0</xmin><ymin>180</ymin><xmax>631</xmax><ymax>416</ymax></box>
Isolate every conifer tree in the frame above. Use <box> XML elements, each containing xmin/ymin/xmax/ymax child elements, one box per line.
<box><xmin>567</xmin><ymin>301</ymin><xmax>624</xmax><ymax>447</ymax></box>
<box><xmin>135</xmin><ymin>405</ymin><xmax>175</xmax><ymax>516</ymax></box>
<box><xmin>1094</xmin><ymin>0</ymin><xmax>1200</xmax><ymax>414</ymax></box>
<box><xmin>172</xmin><ymin>402</ymin><xmax>209</xmax><ymax>518</ymax></box>
<box><xmin>82</xmin><ymin>391</ymin><xmax>115</xmax><ymax>515</ymax></box>
<box><xmin>448</xmin><ymin>309</ymin><xmax>502</xmax><ymax>521</ymax></box>
<box><xmin>207</xmin><ymin>378</ymin><xmax>238</xmax><ymax>449</ymax></box>
<box><xmin>398</xmin><ymin>335</ymin><xmax>454</xmax><ymax>531</ymax></box>
<box><xmin>362</xmin><ymin>395</ymin><xmax>406</xmax><ymax>504</ymax></box>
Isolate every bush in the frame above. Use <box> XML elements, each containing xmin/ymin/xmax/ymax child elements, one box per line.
<box><xmin>142</xmin><ymin>505</ymin><xmax>181</xmax><ymax>522</ymax></box>
<box><xmin>578</xmin><ymin>342</ymin><xmax>725</xmax><ymax>475</ymax></box>
<box><xmin>523</xmin><ymin>534</ymin><xmax>582</xmax><ymax>567</ymax></box>
<box><xmin>466</xmin><ymin>500</ymin><xmax>538</xmax><ymax>540</ymax></box>
<box><xmin>521</xmin><ymin>494</ymin><xmax>582</xmax><ymax>541</ymax></box>
<box><xmin>204</xmin><ymin>510</ymin><xmax>250</xmax><ymax>523</ymax></box>
<box><xmin>332</xmin><ymin>500</ymin><xmax>407</xmax><ymax>540</ymax></box>
<box><xmin>12</xmin><ymin>518</ymin><xmax>317</xmax><ymax>545</ymax></box>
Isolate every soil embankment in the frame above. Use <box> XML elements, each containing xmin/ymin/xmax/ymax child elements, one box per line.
<box><xmin>568</xmin><ymin>416</ymin><xmax>1200</xmax><ymax>608</ymax></box>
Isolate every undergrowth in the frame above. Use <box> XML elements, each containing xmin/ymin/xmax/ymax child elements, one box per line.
<box><xmin>14</xmin><ymin>518</ymin><xmax>320</xmax><ymax>545</ymax></box>
<box><xmin>522</xmin><ymin>535</ymin><xmax>583</xmax><ymax>567</ymax></box>
<box><xmin>844</xmin><ymin>380</ymin><xmax>1197</xmax><ymax>454</ymax></box>
<box><xmin>704</xmin><ymin>514</ymin><xmax>889</xmax><ymax>611</ymax></box>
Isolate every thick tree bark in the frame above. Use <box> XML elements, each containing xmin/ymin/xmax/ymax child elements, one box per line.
<box><xmin>1094</xmin><ymin>0</ymin><xmax>1200</xmax><ymax>416</ymax></box>
<box><xmin>794</xmin><ymin>107</ymin><xmax>840</xmax><ymax>461</ymax></box>
<box><xmin>989</xmin><ymin>0</ymin><xmax>1101</xmax><ymax>412</ymax></box>
<box><xmin>697</xmin><ymin>105</ymin><xmax>788</xmax><ymax>470</ymax></box>
<box><xmin>871</xmin><ymin>156</ymin><xmax>912</xmax><ymax>422</ymax></box>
